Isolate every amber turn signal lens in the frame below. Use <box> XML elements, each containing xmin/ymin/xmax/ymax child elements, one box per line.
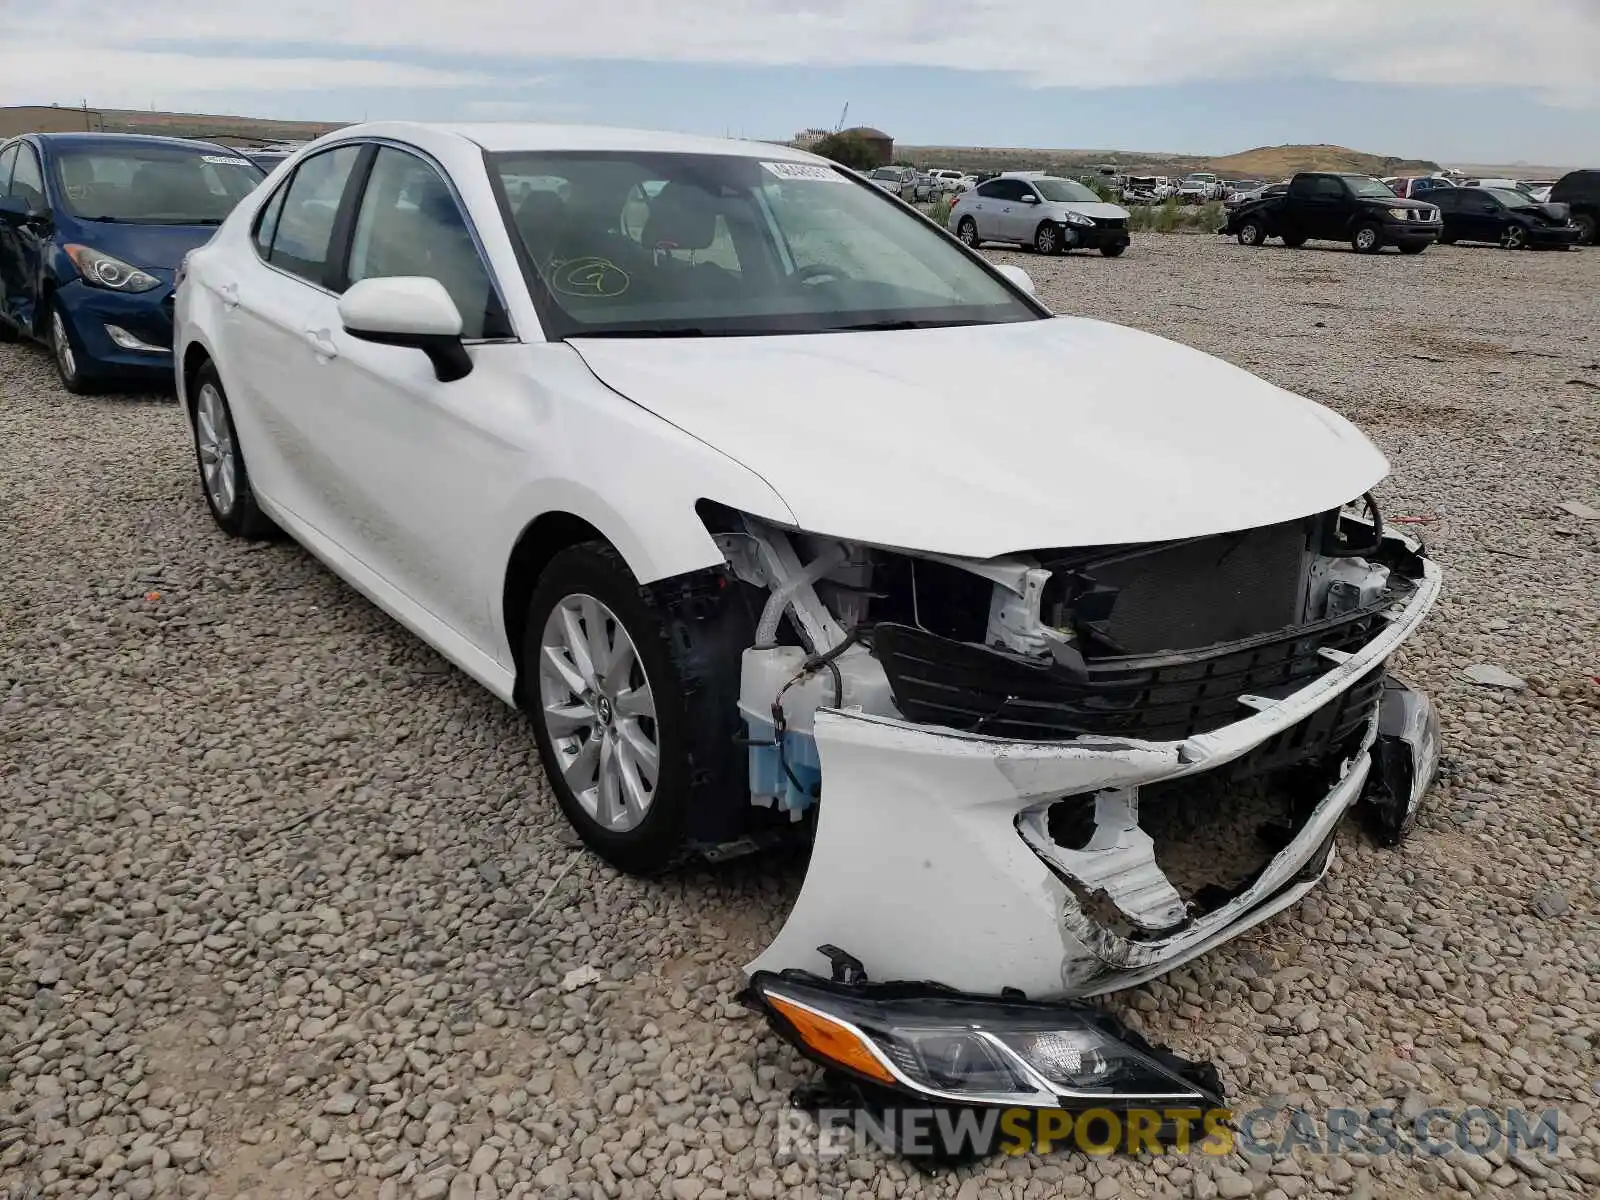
<box><xmin>767</xmin><ymin>994</ymin><xmax>896</xmax><ymax>1085</ymax></box>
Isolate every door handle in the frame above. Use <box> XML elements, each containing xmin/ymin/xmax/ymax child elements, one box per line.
<box><xmin>218</xmin><ymin>282</ymin><xmax>239</xmax><ymax>309</ymax></box>
<box><xmin>304</xmin><ymin>327</ymin><xmax>338</xmax><ymax>359</ymax></box>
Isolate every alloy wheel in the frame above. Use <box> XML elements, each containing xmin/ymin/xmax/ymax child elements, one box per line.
<box><xmin>195</xmin><ymin>382</ymin><xmax>238</xmax><ymax>516</ymax></box>
<box><xmin>1504</xmin><ymin>226</ymin><xmax>1527</xmax><ymax>250</ymax></box>
<box><xmin>1035</xmin><ymin>225</ymin><xmax>1059</xmax><ymax>254</ymax></box>
<box><xmin>538</xmin><ymin>593</ymin><xmax>659</xmax><ymax>833</ymax></box>
<box><xmin>958</xmin><ymin>219</ymin><xmax>977</xmax><ymax>246</ymax></box>
<box><xmin>51</xmin><ymin>311</ymin><xmax>76</xmax><ymax>383</ymax></box>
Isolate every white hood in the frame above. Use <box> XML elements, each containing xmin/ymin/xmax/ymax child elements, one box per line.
<box><xmin>1052</xmin><ymin>201</ymin><xmax>1129</xmax><ymax>220</ymax></box>
<box><xmin>570</xmin><ymin>317</ymin><xmax>1388</xmax><ymax>558</ymax></box>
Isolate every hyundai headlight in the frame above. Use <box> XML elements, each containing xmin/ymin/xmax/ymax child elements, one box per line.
<box><xmin>1063</xmin><ymin>211</ymin><xmax>1094</xmax><ymax>227</ymax></box>
<box><xmin>744</xmin><ymin>965</ymin><xmax>1223</xmax><ymax>1108</ymax></box>
<box><xmin>64</xmin><ymin>244</ymin><xmax>162</xmax><ymax>293</ymax></box>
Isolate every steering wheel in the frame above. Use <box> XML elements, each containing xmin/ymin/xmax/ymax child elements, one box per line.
<box><xmin>793</xmin><ymin>263</ymin><xmax>853</xmax><ymax>286</ymax></box>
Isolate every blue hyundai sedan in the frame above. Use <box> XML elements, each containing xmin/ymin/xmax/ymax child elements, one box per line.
<box><xmin>0</xmin><ymin>133</ymin><xmax>264</xmax><ymax>392</ymax></box>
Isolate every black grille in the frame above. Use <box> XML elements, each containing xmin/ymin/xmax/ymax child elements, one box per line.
<box><xmin>871</xmin><ymin>608</ymin><xmax>1391</xmax><ymax>743</ymax></box>
<box><xmin>1212</xmin><ymin>664</ymin><xmax>1383</xmax><ymax>780</ymax></box>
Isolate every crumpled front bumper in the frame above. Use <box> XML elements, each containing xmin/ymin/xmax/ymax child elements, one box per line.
<box><xmin>748</xmin><ymin>557</ymin><xmax>1442</xmax><ymax>999</ymax></box>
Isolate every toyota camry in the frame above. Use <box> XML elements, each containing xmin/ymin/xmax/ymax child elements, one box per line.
<box><xmin>173</xmin><ymin>122</ymin><xmax>1441</xmax><ymax>1109</ymax></box>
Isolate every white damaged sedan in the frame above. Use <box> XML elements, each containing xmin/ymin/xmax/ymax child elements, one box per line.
<box><xmin>174</xmin><ymin>121</ymin><xmax>1440</xmax><ymax>1107</ymax></box>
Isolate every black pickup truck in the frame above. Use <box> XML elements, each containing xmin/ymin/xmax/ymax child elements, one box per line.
<box><xmin>1222</xmin><ymin>172</ymin><xmax>1443</xmax><ymax>254</ymax></box>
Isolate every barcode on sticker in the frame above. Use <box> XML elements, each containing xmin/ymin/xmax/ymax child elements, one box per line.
<box><xmin>202</xmin><ymin>155</ymin><xmax>251</xmax><ymax>166</ymax></box>
<box><xmin>761</xmin><ymin>161</ymin><xmax>844</xmax><ymax>182</ymax></box>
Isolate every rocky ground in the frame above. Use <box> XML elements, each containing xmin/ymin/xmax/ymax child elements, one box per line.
<box><xmin>2</xmin><ymin>233</ymin><xmax>1598</xmax><ymax>1200</ymax></box>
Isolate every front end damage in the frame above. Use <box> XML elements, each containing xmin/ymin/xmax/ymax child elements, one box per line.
<box><xmin>703</xmin><ymin>501</ymin><xmax>1442</xmax><ymax>999</ymax></box>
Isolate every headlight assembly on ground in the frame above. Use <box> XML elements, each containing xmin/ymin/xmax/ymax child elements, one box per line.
<box><xmin>743</xmin><ymin>959</ymin><xmax>1224</xmax><ymax>1109</ymax></box>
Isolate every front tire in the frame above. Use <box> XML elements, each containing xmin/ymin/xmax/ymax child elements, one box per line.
<box><xmin>50</xmin><ymin>303</ymin><xmax>90</xmax><ymax>394</ymax></box>
<box><xmin>524</xmin><ymin>544</ymin><xmax>751</xmax><ymax>875</ymax></box>
<box><xmin>956</xmin><ymin>217</ymin><xmax>979</xmax><ymax>247</ymax></box>
<box><xmin>1502</xmin><ymin>225</ymin><xmax>1529</xmax><ymax>250</ymax></box>
<box><xmin>1351</xmin><ymin>222</ymin><xmax>1382</xmax><ymax>253</ymax></box>
<box><xmin>191</xmin><ymin>362</ymin><xmax>275</xmax><ymax>538</ymax></box>
<box><xmin>1573</xmin><ymin>212</ymin><xmax>1597</xmax><ymax>245</ymax></box>
<box><xmin>1236</xmin><ymin>219</ymin><xmax>1266</xmax><ymax>247</ymax></box>
<box><xmin>1034</xmin><ymin>222</ymin><xmax>1063</xmax><ymax>255</ymax></box>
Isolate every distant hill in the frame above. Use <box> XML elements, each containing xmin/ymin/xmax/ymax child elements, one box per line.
<box><xmin>1206</xmin><ymin>144</ymin><xmax>1441</xmax><ymax>179</ymax></box>
<box><xmin>0</xmin><ymin>105</ymin><xmax>342</xmax><ymax>145</ymax></box>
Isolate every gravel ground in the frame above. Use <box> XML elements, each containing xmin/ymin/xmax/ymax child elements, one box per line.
<box><xmin>2</xmin><ymin>232</ymin><xmax>1598</xmax><ymax>1200</ymax></box>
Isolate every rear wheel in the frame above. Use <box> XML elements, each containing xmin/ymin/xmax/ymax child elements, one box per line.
<box><xmin>1351</xmin><ymin>222</ymin><xmax>1382</xmax><ymax>253</ymax></box>
<box><xmin>191</xmin><ymin>362</ymin><xmax>276</xmax><ymax>539</ymax></box>
<box><xmin>1236</xmin><ymin>218</ymin><xmax>1266</xmax><ymax>247</ymax></box>
<box><xmin>956</xmin><ymin>217</ymin><xmax>979</xmax><ymax>247</ymax></box>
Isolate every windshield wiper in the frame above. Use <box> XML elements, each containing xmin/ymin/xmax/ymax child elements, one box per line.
<box><xmin>827</xmin><ymin>318</ymin><xmax>975</xmax><ymax>332</ymax></box>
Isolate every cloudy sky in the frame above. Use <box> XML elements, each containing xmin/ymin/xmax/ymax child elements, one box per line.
<box><xmin>4</xmin><ymin>1</ymin><xmax>1598</xmax><ymax>165</ymax></box>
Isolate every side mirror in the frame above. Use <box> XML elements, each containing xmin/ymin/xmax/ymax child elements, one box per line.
<box><xmin>994</xmin><ymin>263</ymin><xmax>1035</xmax><ymax>295</ymax></box>
<box><xmin>338</xmin><ymin>276</ymin><xmax>472</xmax><ymax>383</ymax></box>
<box><xmin>1019</xmin><ymin>194</ymin><xmax>1038</xmax><ymax>204</ymax></box>
<box><xmin>0</xmin><ymin>195</ymin><xmax>49</xmax><ymax>228</ymax></box>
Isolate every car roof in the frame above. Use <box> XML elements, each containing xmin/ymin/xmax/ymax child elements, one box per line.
<box><xmin>27</xmin><ymin>131</ymin><xmax>241</xmax><ymax>155</ymax></box>
<box><xmin>323</xmin><ymin>120</ymin><xmax>821</xmax><ymax>163</ymax></box>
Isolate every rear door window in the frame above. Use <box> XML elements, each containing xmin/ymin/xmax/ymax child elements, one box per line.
<box><xmin>265</xmin><ymin>145</ymin><xmax>362</xmax><ymax>287</ymax></box>
<box><xmin>253</xmin><ymin>182</ymin><xmax>287</xmax><ymax>258</ymax></box>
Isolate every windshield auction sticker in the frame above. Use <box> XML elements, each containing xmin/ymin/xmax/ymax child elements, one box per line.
<box><xmin>202</xmin><ymin>156</ymin><xmax>252</xmax><ymax>167</ymax></box>
<box><xmin>761</xmin><ymin>161</ymin><xmax>846</xmax><ymax>182</ymax></box>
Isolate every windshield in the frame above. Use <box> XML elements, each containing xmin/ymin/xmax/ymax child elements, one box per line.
<box><xmin>1033</xmin><ymin>178</ymin><xmax>1100</xmax><ymax>203</ymax></box>
<box><xmin>51</xmin><ymin>143</ymin><xmax>264</xmax><ymax>224</ymax></box>
<box><xmin>489</xmin><ymin>151</ymin><xmax>1040</xmax><ymax>338</ymax></box>
<box><xmin>1350</xmin><ymin>177</ymin><xmax>1398</xmax><ymax>198</ymax></box>
<box><xmin>1486</xmin><ymin>188</ymin><xmax>1535</xmax><ymax>209</ymax></box>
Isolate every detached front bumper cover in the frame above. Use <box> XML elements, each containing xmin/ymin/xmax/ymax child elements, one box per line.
<box><xmin>748</xmin><ymin>541</ymin><xmax>1441</xmax><ymax>999</ymax></box>
<box><xmin>744</xmin><ymin>957</ymin><xmax>1224</xmax><ymax>1112</ymax></box>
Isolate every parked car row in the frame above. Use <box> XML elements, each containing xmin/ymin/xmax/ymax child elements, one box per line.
<box><xmin>864</xmin><ymin>165</ymin><xmax>976</xmax><ymax>201</ymax></box>
<box><xmin>5</xmin><ymin>128</ymin><xmax>1598</xmax><ymax>400</ymax></box>
<box><xmin>1221</xmin><ymin>169</ymin><xmax>1597</xmax><ymax>255</ymax></box>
